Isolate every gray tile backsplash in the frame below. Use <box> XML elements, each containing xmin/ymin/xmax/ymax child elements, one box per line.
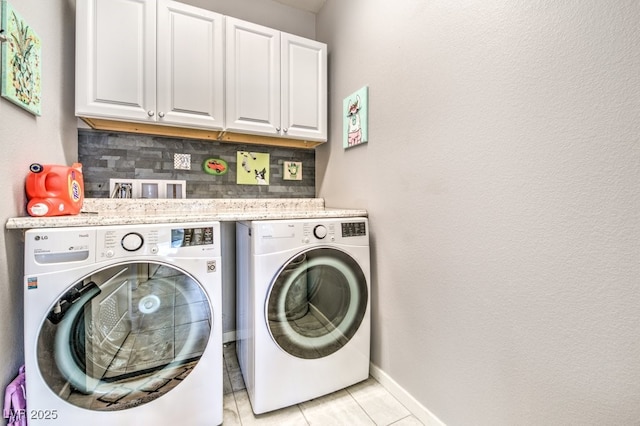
<box><xmin>78</xmin><ymin>129</ymin><xmax>315</xmax><ymax>199</ymax></box>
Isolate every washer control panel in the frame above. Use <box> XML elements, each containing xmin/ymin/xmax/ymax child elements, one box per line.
<box><xmin>121</xmin><ymin>232</ymin><xmax>145</xmax><ymax>252</ymax></box>
<box><xmin>100</xmin><ymin>228</ymin><xmax>160</xmax><ymax>259</ymax></box>
<box><xmin>24</xmin><ymin>222</ymin><xmax>220</xmax><ymax>274</ymax></box>
<box><xmin>97</xmin><ymin>223</ymin><xmax>218</xmax><ymax>260</ymax></box>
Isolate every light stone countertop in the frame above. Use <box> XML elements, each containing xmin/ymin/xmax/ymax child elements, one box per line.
<box><xmin>6</xmin><ymin>198</ymin><xmax>368</xmax><ymax>229</ymax></box>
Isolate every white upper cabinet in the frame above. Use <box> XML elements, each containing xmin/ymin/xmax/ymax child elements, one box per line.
<box><xmin>226</xmin><ymin>17</ymin><xmax>327</xmax><ymax>141</ymax></box>
<box><xmin>76</xmin><ymin>0</ymin><xmax>224</xmax><ymax>130</ymax></box>
<box><xmin>77</xmin><ymin>3</ymin><xmax>326</xmax><ymax>143</ymax></box>
<box><xmin>76</xmin><ymin>0</ymin><xmax>156</xmax><ymax>122</ymax></box>
<box><xmin>156</xmin><ymin>0</ymin><xmax>224</xmax><ymax>129</ymax></box>
<box><xmin>281</xmin><ymin>32</ymin><xmax>327</xmax><ymax>141</ymax></box>
<box><xmin>225</xmin><ymin>18</ymin><xmax>281</xmax><ymax>137</ymax></box>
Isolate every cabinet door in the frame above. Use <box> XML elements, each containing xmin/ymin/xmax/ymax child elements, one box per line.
<box><xmin>281</xmin><ymin>33</ymin><xmax>327</xmax><ymax>141</ymax></box>
<box><xmin>76</xmin><ymin>0</ymin><xmax>156</xmax><ymax>121</ymax></box>
<box><xmin>156</xmin><ymin>0</ymin><xmax>224</xmax><ymax>129</ymax></box>
<box><xmin>225</xmin><ymin>17</ymin><xmax>280</xmax><ymax>136</ymax></box>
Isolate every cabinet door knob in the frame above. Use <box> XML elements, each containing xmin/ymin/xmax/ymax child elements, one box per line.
<box><xmin>158</xmin><ymin>112</ymin><xmax>165</xmax><ymax>118</ymax></box>
<box><xmin>147</xmin><ymin>110</ymin><xmax>155</xmax><ymax>117</ymax></box>
<box><xmin>283</xmin><ymin>128</ymin><xmax>288</xmax><ymax>133</ymax></box>
<box><xmin>276</xmin><ymin>127</ymin><xmax>281</xmax><ymax>132</ymax></box>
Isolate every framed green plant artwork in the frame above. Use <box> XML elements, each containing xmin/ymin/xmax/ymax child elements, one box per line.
<box><xmin>1</xmin><ymin>0</ymin><xmax>42</xmax><ymax>115</ymax></box>
<box><xmin>283</xmin><ymin>161</ymin><xmax>302</xmax><ymax>181</ymax></box>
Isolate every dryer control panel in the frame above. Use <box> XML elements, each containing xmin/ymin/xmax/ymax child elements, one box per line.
<box><xmin>303</xmin><ymin>222</ymin><xmax>336</xmax><ymax>242</ymax></box>
<box><xmin>251</xmin><ymin>218</ymin><xmax>369</xmax><ymax>255</ymax></box>
<box><xmin>341</xmin><ymin>221</ymin><xmax>367</xmax><ymax>238</ymax></box>
<box><xmin>301</xmin><ymin>221</ymin><xmax>367</xmax><ymax>241</ymax></box>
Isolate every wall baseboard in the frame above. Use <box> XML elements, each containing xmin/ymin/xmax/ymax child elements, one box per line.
<box><xmin>223</xmin><ymin>331</ymin><xmax>236</xmax><ymax>344</ymax></box>
<box><xmin>222</xmin><ymin>334</ymin><xmax>444</xmax><ymax>425</ymax></box>
<box><xmin>369</xmin><ymin>363</ymin><xmax>446</xmax><ymax>426</ymax></box>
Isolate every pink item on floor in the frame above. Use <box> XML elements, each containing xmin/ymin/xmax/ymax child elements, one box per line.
<box><xmin>3</xmin><ymin>365</ymin><xmax>26</xmax><ymax>426</ymax></box>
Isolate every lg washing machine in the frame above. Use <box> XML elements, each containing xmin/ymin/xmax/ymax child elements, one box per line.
<box><xmin>236</xmin><ymin>217</ymin><xmax>370</xmax><ymax>414</ymax></box>
<box><xmin>23</xmin><ymin>222</ymin><xmax>223</xmax><ymax>425</ymax></box>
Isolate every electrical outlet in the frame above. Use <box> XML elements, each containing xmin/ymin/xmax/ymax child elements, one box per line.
<box><xmin>109</xmin><ymin>179</ymin><xmax>186</xmax><ymax>199</ymax></box>
<box><xmin>110</xmin><ymin>182</ymin><xmax>133</xmax><ymax>198</ymax></box>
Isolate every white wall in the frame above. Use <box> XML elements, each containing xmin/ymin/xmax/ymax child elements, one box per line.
<box><xmin>177</xmin><ymin>0</ymin><xmax>316</xmax><ymax>38</ymax></box>
<box><xmin>0</xmin><ymin>0</ymin><xmax>77</xmax><ymax>388</ymax></box>
<box><xmin>316</xmin><ymin>1</ymin><xmax>640</xmax><ymax>425</ymax></box>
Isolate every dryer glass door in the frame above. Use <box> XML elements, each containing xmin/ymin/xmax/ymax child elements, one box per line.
<box><xmin>266</xmin><ymin>248</ymin><xmax>368</xmax><ymax>359</ymax></box>
<box><xmin>36</xmin><ymin>262</ymin><xmax>211</xmax><ymax>411</ymax></box>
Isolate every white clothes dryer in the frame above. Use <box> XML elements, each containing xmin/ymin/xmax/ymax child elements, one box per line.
<box><xmin>236</xmin><ymin>218</ymin><xmax>370</xmax><ymax>414</ymax></box>
<box><xmin>23</xmin><ymin>222</ymin><xmax>223</xmax><ymax>426</ymax></box>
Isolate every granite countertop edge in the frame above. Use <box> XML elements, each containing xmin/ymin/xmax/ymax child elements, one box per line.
<box><xmin>6</xmin><ymin>198</ymin><xmax>368</xmax><ymax>229</ymax></box>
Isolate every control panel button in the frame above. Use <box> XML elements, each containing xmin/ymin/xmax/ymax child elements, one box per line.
<box><xmin>121</xmin><ymin>232</ymin><xmax>144</xmax><ymax>252</ymax></box>
<box><xmin>313</xmin><ymin>225</ymin><xmax>328</xmax><ymax>239</ymax></box>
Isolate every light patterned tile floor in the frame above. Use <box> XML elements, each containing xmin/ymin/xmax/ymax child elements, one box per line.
<box><xmin>222</xmin><ymin>343</ymin><xmax>424</xmax><ymax>425</ymax></box>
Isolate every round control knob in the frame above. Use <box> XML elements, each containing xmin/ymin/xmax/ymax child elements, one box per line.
<box><xmin>313</xmin><ymin>225</ymin><xmax>328</xmax><ymax>239</ymax></box>
<box><xmin>121</xmin><ymin>232</ymin><xmax>144</xmax><ymax>252</ymax></box>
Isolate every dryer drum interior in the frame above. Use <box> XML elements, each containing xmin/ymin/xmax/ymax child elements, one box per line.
<box><xmin>266</xmin><ymin>248</ymin><xmax>368</xmax><ymax>359</ymax></box>
<box><xmin>37</xmin><ymin>261</ymin><xmax>212</xmax><ymax>411</ymax></box>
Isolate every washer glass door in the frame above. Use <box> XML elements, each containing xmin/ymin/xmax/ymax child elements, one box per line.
<box><xmin>266</xmin><ymin>248</ymin><xmax>368</xmax><ymax>359</ymax></box>
<box><xmin>37</xmin><ymin>262</ymin><xmax>211</xmax><ymax>411</ymax></box>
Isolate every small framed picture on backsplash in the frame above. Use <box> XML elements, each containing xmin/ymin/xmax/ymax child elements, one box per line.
<box><xmin>283</xmin><ymin>161</ymin><xmax>302</xmax><ymax>181</ymax></box>
<box><xmin>237</xmin><ymin>151</ymin><xmax>270</xmax><ymax>185</ymax></box>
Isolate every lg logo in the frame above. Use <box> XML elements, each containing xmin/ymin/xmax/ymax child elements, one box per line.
<box><xmin>33</xmin><ymin>235</ymin><xmax>48</xmax><ymax>241</ymax></box>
